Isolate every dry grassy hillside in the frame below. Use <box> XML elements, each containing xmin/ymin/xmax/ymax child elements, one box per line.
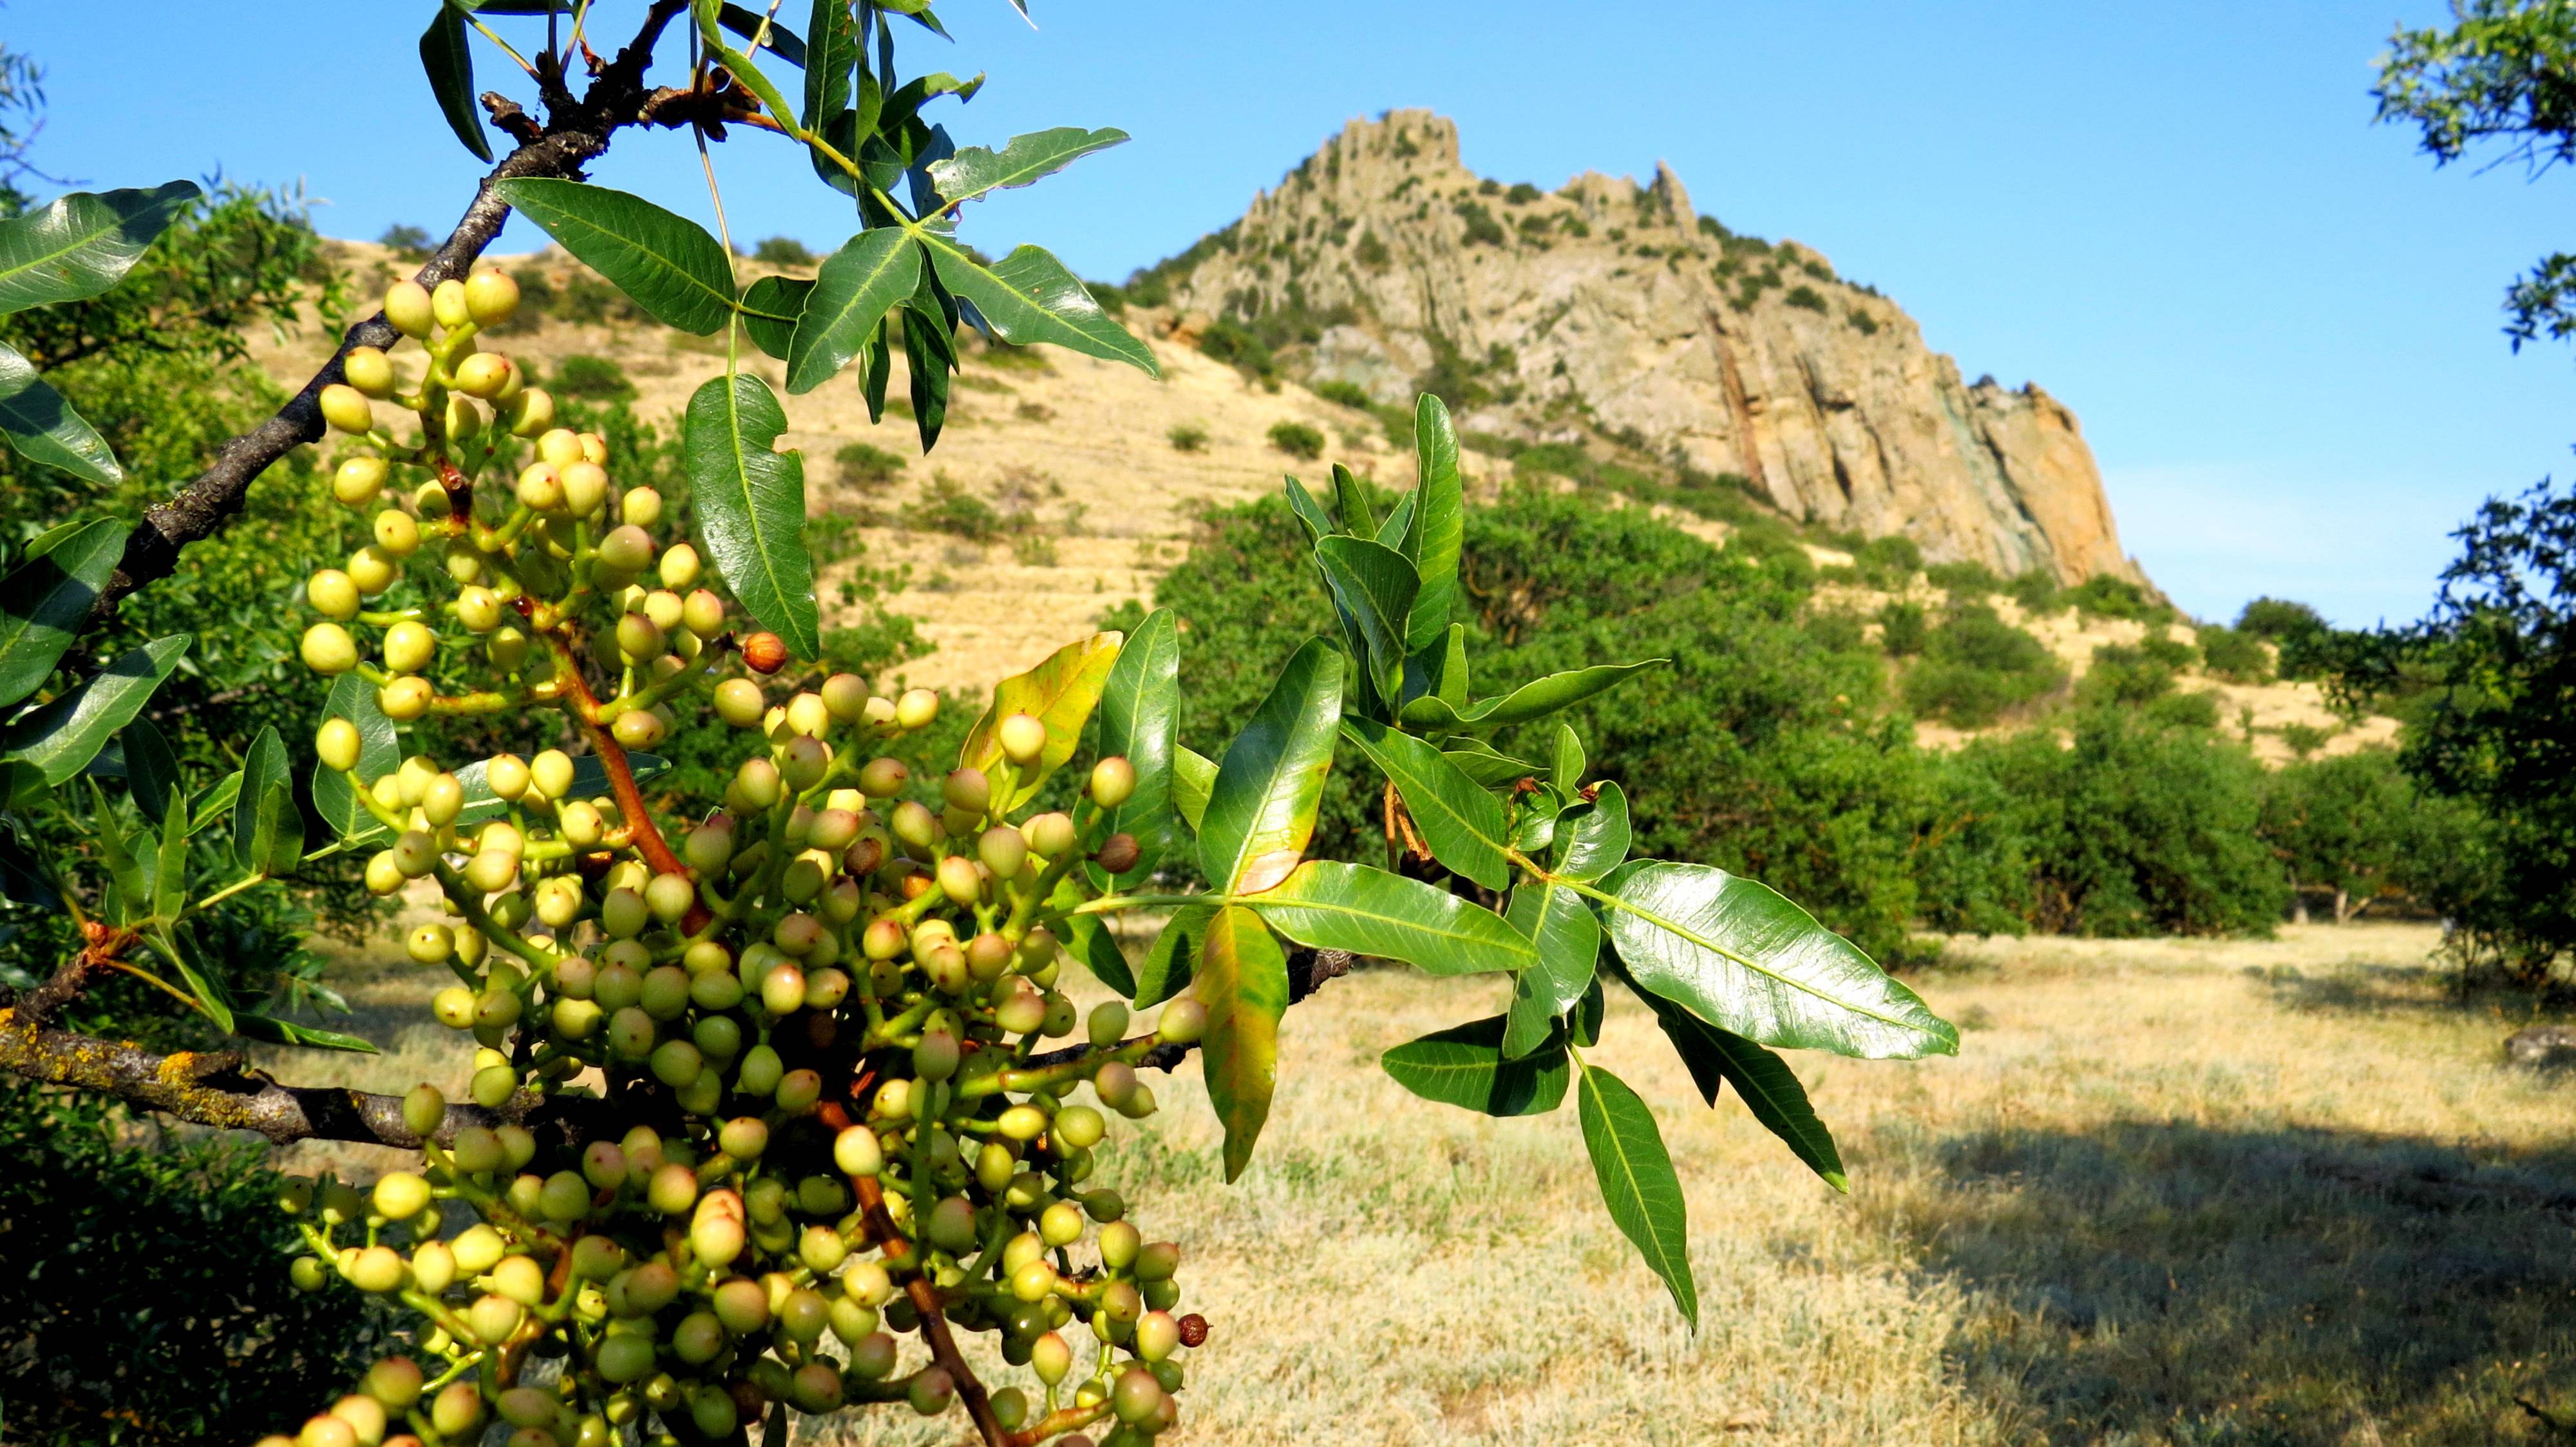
<box><xmin>265</xmin><ymin>924</ymin><xmax>2576</xmax><ymax>1446</ymax></box>
<box><xmin>256</xmin><ymin>243</ymin><xmax>2394</xmax><ymax>763</ymax></box>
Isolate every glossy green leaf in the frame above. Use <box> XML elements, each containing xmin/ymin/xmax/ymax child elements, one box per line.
<box><xmin>1048</xmin><ymin>875</ymin><xmax>1135</xmax><ymax>996</ymax></box>
<box><xmin>900</xmin><ymin>306</ymin><xmax>950</xmax><ymax>450</ymax></box>
<box><xmin>685</xmin><ymin>373</ymin><xmax>820</xmax><ymax>661</ymax></box>
<box><xmin>739</xmin><ymin>275</ymin><xmax>812</xmax><ymax>362</ymax></box>
<box><xmin>1502</xmin><ymin>876</ymin><xmax>1599</xmax><ymax>1057</ymax></box>
<box><xmin>1551</xmin><ymin>724</ymin><xmax>1586</xmax><ymax>791</ymax></box>
<box><xmin>1639</xmin><ymin>985</ymin><xmax>1846</xmax><ymax>1191</ymax></box>
<box><xmin>915</xmin><ymin>230</ymin><xmax>1157</xmax><ymax>375</ymax></box>
<box><xmin>927</xmin><ymin>127</ymin><xmax>1128</xmax><ymax>210</ymax></box>
<box><xmin>860</xmin><ymin>324</ymin><xmax>893</xmax><ymax>422</ymax></box>
<box><xmin>0</xmin><ymin>343</ymin><xmax>120</xmax><ymax>484</ymax></box>
<box><xmin>1552</xmin><ymin>781</ymin><xmax>1629</xmax><ymax>882</ymax></box>
<box><xmin>1095</xmin><ymin>609</ymin><xmax>1180</xmax><ymax>887</ymax></box>
<box><xmin>1399</xmin><ymin>658</ymin><xmax>1667</xmax><ymax>730</ymax></box>
<box><xmin>312</xmin><ymin>672</ymin><xmax>401</xmax><ymax>840</ymax></box>
<box><xmin>121</xmin><ymin>718</ymin><xmax>179</xmax><ymax>827</ymax></box>
<box><xmin>801</xmin><ymin>0</ymin><xmax>858</xmax><ymax>128</ymax></box>
<box><xmin>0</xmin><ymin>820</ymin><xmax>57</xmax><ymax>908</ymax></box>
<box><xmin>232</xmin><ymin>1014</ymin><xmax>381</xmax><ymax>1054</ymax></box>
<box><xmin>1441</xmin><ymin>740</ymin><xmax>1541</xmax><ymax>788</ymax></box>
<box><xmin>1401</xmin><ymin>393</ymin><xmax>1464</xmax><ymax>653</ymax></box>
<box><xmin>1332</xmin><ymin>462</ymin><xmax>1377</xmax><ymax>536</ymax></box>
<box><xmin>88</xmin><ymin>780</ymin><xmax>146</xmax><ymax>925</ymax></box>
<box><xmin>187</xmin><ymin>771</ymin><xmax>241</xmax><ymax>837</ymax></box>
<box><xmin>495</xmin><ymin>179</ymin><xmax>735</xmax><ymax>334</ymax></box>
<box><xmin>1251</xmin><ymin>860</ymin><xmax>1533</xmax><ymax>975</ymax></box>
<box><xmin>1602</xmin><ymin>860</ymin><xmax>1957</xmax><ymax>1060</ymax></box>
<box><xmin>151</xmin><ymin>783</ymin><xmax>189</xmax><ymax>923</ymax></box>
<box><xmin>419</xmin><ymin>5</ymin><xmax>493</xmax><ymax>163</ymax></box>
<box><xmin>697</xmin><ymin>22</ymin><xmax>802</xmax><ymax>139</ymax></box>
<box><xmin>959</xmin><ymin>631</ymin><xmax>1121</xmax><ymax>811</ymax></box>
<box><xmin>1133</xmin><ymin>902</ymin><xmax>1213</xmax><ymax>1009</ymax></box>
<box><xmin>1338</xmin><ymin>717</ymin><xmax>1508</xmax><ymax>891</ymax></box>
<box><xmin>233</xmin><ymin>726</ymin><xmax>295</xmax><ymax>875</ymax></box>
<box><xmin>0</xmin><ymin>517</ymin><xmax>123</xmax><ymax>709</ymax></box>
<box><xmin>1374</xmin><ymin>489</ymin><xmax>1416</xmax><ymax>551</ymax></box>
<box><xmin>1312</xmin><ymin>536</ymin><xmax>1417</xmax><ymax>701</ymax></box>
<box><xmin>1171</xmin><ymin>746</ymin><xmax>1215</xmax><ymax>835</ymax></box>
<box><xmin>0</xmin><ymin>181</ymin><xmax>198</xmax><ymax>316</ymax></box>
<box><xmin>1197</xmin><ymin>905</ymin><xmax>1288</xmax><ymax>1181</ymax></box>
<box><xmin>1577</xmin><ymin>1061</ymin><xmax>1697</xmax><ymax>1327</ymax></box>
<box><xmin>1282</xmin><ymin>475</ymin><xmax>1334</xmax><ymax>544</ymax></box>
<box><xmin>1379</xmin><ymin>1014</ymin><xmax>1567</xmax><ymax>1116</ymax></box>
<box><xmin>788</xmin><ymin>230</ymin><xmax>920</xmax><ymax>393</ymax></box>
<box><xmin>151</xmin><ymin>925</ymin><xmax>231</xmax><ymax>1034</ymax></box>
<box><xmin>1198</xmin><ymin>638</ymin><xmax>1343</xmax><ymax>894</ymax></box>
<box><xmin>1</xmin><ymin>634</ymin><xmax>189</xmax><ymax>785</ymax></box>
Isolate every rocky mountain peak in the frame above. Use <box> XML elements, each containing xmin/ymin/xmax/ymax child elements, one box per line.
<box><xmin>1154</xmin><ymin>110</ymin><xmax>2142</xmax><ymax>585</ymax></box>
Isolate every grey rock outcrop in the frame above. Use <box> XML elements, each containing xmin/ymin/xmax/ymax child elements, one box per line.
<box><xmin>1159</xmin><ymin>111</ymin><xmax>2143</xmax><ymax>585</ymax></box>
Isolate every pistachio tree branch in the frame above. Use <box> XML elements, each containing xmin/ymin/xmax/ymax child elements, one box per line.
<box><xmin>82</xmin><ymin>0</ymin><xmax>694</xmax><ymax>632</ymax></box>
<box><xmin>0</xmin><ymin>1008</ymin><xmax>616</xmax><ymax>1149</ymax></box>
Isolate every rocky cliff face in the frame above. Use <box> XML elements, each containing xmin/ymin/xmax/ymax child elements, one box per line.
<box><xmin>1158</xmin><ymin>111</ymin><xmax>2140</xmax><ymax>585</ymax></box>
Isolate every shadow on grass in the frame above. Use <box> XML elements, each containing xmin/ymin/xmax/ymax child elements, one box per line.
<box><xmin>2246</xmin><ymin>960</ymin><xmax>2576</xmax><ymax>1036</ymax></box>
<box><xmin>1868</xmin><ymin>1118</ymin><xmax>2576</xmax><ymax>1444</ymax></box>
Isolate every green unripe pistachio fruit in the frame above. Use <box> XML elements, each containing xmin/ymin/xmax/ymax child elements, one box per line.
<box><xmin>775</xmin><ymin>1066</ymin><xmax>823</xmax><ymax>1113</ymax></box>
<box><xmin>1088</xmin><ymin>753</ymin><xmax>1137</xmax><ymax>808</ymax></box>
<box><xmin>1112</xmin><ymin>1368</ymin><xmax>1165</xmax><ymax>1426</ymax></box>
<box><xmin>639</xmin><ymin>965</ymin><xmax>691</xmax><ymax>1019</ymax></box>
<box><xmin>996</xmin><ymin>987</ymin><xmax>1048</xmax><ymax>1036</ymax></box>
<box><xmin>1135</xmin><ymin>1240</ymin><xmax>1181</xmax><ymax>1281</ymax></box>
<box><xmin>348</xmin><ymin>1244</ymin><xmax>406</xmax><ymax>1294</ymax></box>
<box><xmin>833</xmin><ymin>1123</ymin><xmax>884</xmax><ymax>1177</ymax></box>
<box><xmin>936</xmin><ymin>855</ymin><xmax>983</xmax><ymax>907</ymax></box>
<box><xmin>649</xmin><ymin>1039</ymin><xmax>703</xmax><ymax>1088</ymax></box>
<box><xmin>401</xmin><ymin>1083</ymin><xmax>446</xmax><ymax>1138</ymax></box>
<box><xmin>913</xmin><ymin>1029</ymin><xmax>961</xmax><ymax>1083</ymax></box>
<box><xmin>594</xmin><ymin>1332</ymin><xmax>656</xmax><ymax>1385</ymax></box>
<box><xmin>997</xmin><ymin>712</ymin><xmax>1048</xmax><ymax>764</ymax></box>
<box><xmin>1157</xmin><ymin>998</ymin><xmax>1208</xmax><ymax>1045</ymax></box>
<box><xmin>363</xmin><ymin>1357</ymin><xmax>424</xmax><ymax>1412</ymax></box>
<box><xmin>470</xmin><ymin>1063</ymin><xmax>518</xmax><ymax>1110</ymax></box>
<box><xmin>538</xmin><ymin>1169</ymin><xmax>592</xmax><ymax>1222</ymax></box>
<box><xmin>451</xmin><ymin>351</ymin><xmax>515</xmax><ymax>400</ymax></box>
<box><xmin>464</xmin><ymin>268</ymin><xmax>519</xmax><ymax>324</ymax></box>
<box><xmin>332</xmin><ymin>455</ymin><xmax>388</xmax><ymax>507</ymax></box>
<box><xmin>925</xmin><ymin>1195</ymin><xmax>979</xmax><ymax>1253</ymax></box>
<box><xmin>430</xmin><ymin>278</ymin><xmax>471</xmax><ymax>330</ymax></box>
<box><xmin>942</xmin><ymin>767</ymin><xmax>992</xmax><ymax>814</ymax></box>
<box><xmin>996</xmin><ymin>1104</ymin><xmax>1048</xmax><ymax>1142</ymax></box>
<box><xmin>319</xmin><ymin>383</ymin><xmax>375</xmax><ymax>435</ymax></box>
<box><xmin>1087</xmin><ymin>1001</ymin><xmax>1131</xmax><ymax>1050</ymax></box>
<box><xmin>1056</xmin><ymin>1104</ymin><xmax>1106</xmax><ymax>1150</ymax></box>
<box><xmin>908</xmin><ymin>1366</ymin><xmax>956</xmax><ymax>1417</ymax></box>
<box><xmin>430</xmin><ymin>1381</ymin><xmax>486</xmax><ymax>1438</ymax></box>
<box><xmin>372</xmin><ymin>1171</ymin><xmax>432</xmax><ymax>1221</ymax></box>
<box><xmin>301</xmin><ymin>622</ymin><xmax>359</xmax><ymax>675</ymax></box>
<box><xmin>1039</xmin><ymin>1198</ymin><xmax>1086</xmax><ymax>1247</ymax></box>
<box><xmin>712</xmin><ymin>1276</ymin><xmax>770</xmax><ymax>1334</ymax></box>
<box><xmin>468</xmin><ymin>1292</ymin><xmax>525</xmax><ymax>1345</ymax></box>
<box><xmin>1099</xmin><ymin>1220</ymin><xmax>1142</xmax><ymax>1271</ymax></box>
<box><xmin>717</xmin><ymin>1117</ymin><xmax>769</xmax><ymax>1160</ymax></box>
<box><xmin>605</xmin><ymin>1005</ymin><xmax>655</xmax><ymax>1060</ymax></box>
<box><xmin>647</xmin><ymin>1162</ymin><xmax>699</xmax><ymax>1215</ymax></box>
<box><xmin>690</xmin><ymin>1008</ymin><xmax>741</xmax><ymax>1057</ymax></box>
<box><xmin>687</xmin><ymin>1387</ymin><xmax>736</xmax><ymax>1440</ymax></box>
<box><xmin>404</xmin><ymin>923</ymin><xmax>453</xmax><ymax>965</ymax></box>
<box><xmin>1031</xmin><ymin>1331</ymin><xmax>1074</xmax><ymax>1386</ymax></box>
<box><xmin>597</xmin><ymin>524</ymin><xmax>654</xmax><ymax>573</ymax></box>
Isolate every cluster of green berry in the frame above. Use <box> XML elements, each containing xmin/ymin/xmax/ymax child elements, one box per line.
<box><xmin>252</xmin><ymin>278</ymin><xmax>1206</xmax><ymax>1447</ymax></box>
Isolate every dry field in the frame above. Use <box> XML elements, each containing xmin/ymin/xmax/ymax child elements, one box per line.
<box><xmin>267</xmin><ymin>922</ymin><xmax>2576</xmax><ymax>1447</ymax></box>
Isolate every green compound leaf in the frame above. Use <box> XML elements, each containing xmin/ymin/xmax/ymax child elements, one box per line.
<box><xmin>232</xmin><ymin>1013</ymin><xmax>381</xmax><ymax>1054</ymax></box>
<box><xmin>1312</xmin><ymin>535</ymin><xmax>1417</xmax><ymax>704</ymax></box>
<box><xmin>1</xmin><ymin>634</ymin><xmax>189</xmax><ymax>786</ymax></box>
<box><xmin>1095</xmin><ymin>609</ymin><xmax>1181</xmax><ymax>888</ymax></box>
<box><xmin>0</xmin><ymin>517</ymin><xmax>124</xmax><ymax>710</ymax></box>
<box><xmin>0</xmin><ymin>343</ymin><xmax>120</xmax><ymax>484</ymax></box>
<box><xmin>1379</xmin><ymin>1014</ymin><xmax>1567</xmax><ymax>1117</ymax></box>
<box><xmin>800</xmin><ymin>0</ymin><xmax>858</xmax><ymax>129</ymax></box>
<box><xmin>685</xmin><ymin>373</ymin><xmax>820</xmax><ymax>661</ymax></box>
<box><xmin>739</xmin><ymin>274</ymin><xmax>813</xmax><ymax>362</ymax></box>
<box><xmin>915</xmin><ymin>230</ymin><xmax>1157</xmax><ymax>375</ymax></box>
<box><xmin>0</xmin><ymin>180</ymin><xmax>198</xmax><ymax>316</ymax></box>
<box><xmin>958</xmin><ymin>631</ymin><xmax>1122</xmax><ymax>811</ymax></box>
<box><xmin>419</xmin><ymin>4</ymin><xmax>493</xmax><ymax>163</ymax></box>
<box><xmin>1602</xmin><ymin>860</ymin><xmax>1958</xmax><ymax>1060</ymax></box>
<box><xmin>1398</xmin><ymin>658</ymin><xmax>1667</xmax><ymax>731</ymax></box>
<box><xmin>1400</xmin><ymin>393</ymin><xmax>1464</xmax><ymax>654</ymax></box>
<box><xmin>1133</xmin><ymin>901</ymin><xmax>1213</xmax><ymax>1010</ymax></box>
<box><xmin>788</xmin><ymin>229</ymin><xmax>920</xmax><ymax>393</ymax></box>
<box><xmin>1197</xmin><ymin>905</ymin><xmax>1289</xmax><ymax>1181</ymax></box>
<box><xmin>1249</xmin><ymin>860</ymin><xmax>1534</xmax><ymax>976</ymax></box>
<box><xmin>1502</xmin><ymin>876</ymin><xmax>1599</xmax><ymax>1057</ymax></box>
<box><xmin>1198</xmin><ymin>638</ymin><xmax>1343</xmax><ymax>894</ymax></box>
<box><xmin>927</xmin><ymin>126</ymin><xmax>1129</xmax><ymax>210</ymax></box>
<box><xmin>1637</xmin><ymin>983</ymin><xmax>1847</xmax><ymax>1192</ymax></box>
<box><xmin>1552</xmin><ymin>780</ymin><xmax>1631</xmax><ymax>883</ymax></box>
<box><xmin>1171</xmin><ymin>746</ymin><xmax>1216</xmax><ymax>836</ymax></box>
<box><xmin>312</xmin><ymin>672</ymin><xmax>401</xmax><ymax>841</ymax></box>
<box><xmin>1339</xmin><ymin>717</ymin><xmax>1509</xmax><ymax>891</ymax></box>
<box><xmin>1577</xmin><ymin>1061</ymin><xmax>1698</xmax><ymax>1328</ymax></box>
<box><xmin>496</xmin><ymin>179</ymin><xmax>735</xmax><ymax>335</ymax></box>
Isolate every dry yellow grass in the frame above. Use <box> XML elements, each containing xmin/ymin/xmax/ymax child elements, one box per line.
<box><xmin>265</xmin><ymin>923</ymin><xmax>2576</xmax><ymax>1446</ymax></box>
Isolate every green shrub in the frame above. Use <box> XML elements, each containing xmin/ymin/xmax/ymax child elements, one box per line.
<box><xmin>2078</xmin><ymin>638</ymin><xmax>2197</xmax><ymax>710</ymax></box>
<box><xmin>1918</xmin><ymin>711</ymin><xmax>2284</xmax><ymax>936</ymax></box>
<box><xmin>1925</xmin><ymin>560</ymin><xmax>2003</xmax><ymax>597</ymax></box>
<box><xmin>2196</xmin><ymin>623</ymin><xmax>2273</xmax><ymax>683</ymax></box>
<box><xmin>550</xmin><ymin>352</ymin><xmax>634</xmax><ymax>399</ymax></box>
<box><xmin>2236</xmin><ymin>596</ymin><xmax>2338</xmax><ymax>680</ymax></box>
<box><xmin>1267</xmin><ymin>419</ymin><xmax>1325</xmax><ymax>459</ymax></box>
<box><xmin>2007</xmin><ymin>569</ymin><xmax>2065</xmax><ymax>613</ymax></box>
<box><xmin>1505</xmin><ymin>182</ymin><xmax>1542</xmax><ymax>204</ymax></box>
<box><xmin>752</xmin><ymin>234</ymin><xmax>815</xmax><ymax>266</ymax></box>
<box><xmin>901</xmin><ymin>474</ymin><xmax>1008</xmax><ymax>540</ymax></box>
<box><xmin>1853</xmin><ymin>534</ymin><xmax>1922</xmax><ymax>586</ymax></box>
<box><xmin>1784</xmin><ymin>284</ymin><xmax>1828</xmax><ymax>312</ymax></box>
<box><xmin>2065</xmin><ymin>572</ymin><xmax>2172</xmax><ymax>623</ymax></box>
<box><xmin>1453</xmin><ymin>200</ymin><xmax>1507</xmax><ymax>247</ymax></box>
<box><xmin>1312</xmin><ymin>379</ymin><xmax>1372</xmax><ymax>409</ymax></box>
<box><xmin>1904</xmin><ymin>604</ymin><xmax>2063</xmax><ymax>726</ymax></box>
<box><xmin>835</xmin><ymin>440</ymin><xmax>907</xmax><ymax>485</ymax></box>
<box><xmin>1196</xmin><ymin>317</ymin><xmax>1276</xmax><ymax>378</ymax></box>
<box><xmin>1877</xmin><ymin>600</ymin><xmax>1927</xmax><ymax>656</ymax></box>
<box><xmin>375</xmin><ymin>222</ymin><xmax>431</xmax><ymax>260</ymax></box>
<box><xmin>1168</xmin><ymin>422</ymin><xmax>1208</xmax><ymax>451</ymax></box>
<box><xmin>0</xmin><ymin>1083</ymin><xmax>395</xmax><ymax>1447</ymax></box>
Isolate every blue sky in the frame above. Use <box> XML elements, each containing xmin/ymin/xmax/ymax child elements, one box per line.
<box><xmin>12</xmin><ymin>1</ymin><xmax>2573</xmax><ymax>627</ymax></box>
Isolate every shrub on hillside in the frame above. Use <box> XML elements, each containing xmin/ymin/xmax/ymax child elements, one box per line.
<box><xmin>2237</xmin><ymin>596</ymin><xmax>2340</xmax><ymax>679</ymax></box>
<box><xmin>752</xmin><ymin>234</ymin><xmax>815</xmax><ymax>266</ymax></box>
<box><xmin>1878</xmin><ymin>600</ymin><xmax>1927</xmax><ymax>656</ymax></box>
<box><xmin>1313</xmin><ymin>378</ymin><xmax>1372</xmax><ymax>409</ymax></box>
<box><xmin>2197</xmin><ymin>622</ymin><xmax>2274</xmax><ymax>683</ymax></box>
<box><xmin>1853</xmin><ymin>533</ymin><xmax>1922</xmax><ymax>586</ymax></box>
<box><xmin>834</xmin><ymin>440</ymin><xmax>907</xmax><ymax>485</ymax></box>
<box><xmin>1267</xmin><ymin>419</ymin><xmax>1325</xmax><ymax>459</ymax></box>
<box><xmin>2067</xmin><ymin>573</ymin><xmax>2174</xmax><ymax>623</ymax></box>
<box><xmin>1926</xmin><ymin>560</ymin><xmax>2003</xmax><ymax>597</ymax></box>
<box><xmin>2007</xmin><ymin>568</ymin><xmax>2066</xmax><ymax>613</ymax></box>
<box><xmin>1167</xmin><ymin>421</ymin><xmax>1209</xmax><ymax>451</ymax></box>
<box><xmin>550</xmin><ymin>352</ymin><xmax>634</xmax><ymax>399</ymax></box>
<box><xmin>1904</xmin><ymin>603</ymin><xmax>2065</xmax><ymax>726</ymax></box>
